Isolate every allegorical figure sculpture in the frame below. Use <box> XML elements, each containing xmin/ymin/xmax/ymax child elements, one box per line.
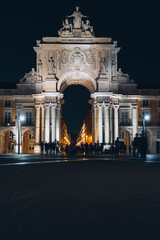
<box><xmin>48</xmin><ymin>57</ymin><xmax>55</xmax><ymax>75</ymax></box>
<box><xmin>100</xmin><ymin>57</ymin><xmax>107</xmax><ymax>75</ymax></box>
<box><xmin>82</xmin><ymin>20</ymin><xmax>93</xmax><ymax>33</ymax></box>
<box><xmin>68</xmin><ymin>6</ymin><xmax>88</xmax><ymax>29</ymax></box>
<box><xmin>58</xmin><ymin>18</ymin><xmax>72</xmax><ymax>36</ymax></box>
<box><xmin>38</xmin><ymin>59</ymin><xmax>43</xmax><ymax>76</ymax></box>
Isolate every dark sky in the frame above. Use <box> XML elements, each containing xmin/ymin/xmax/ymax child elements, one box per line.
<box><xmin>0</xmin><ymin>0</ymin><xmax>159</xmax><ymax>133</ymax></box>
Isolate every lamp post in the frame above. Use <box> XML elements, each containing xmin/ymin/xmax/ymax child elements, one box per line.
<box><xmin>142</xmin><ymin>113</ymin><xmax>150</xmax><ymax>135</ymax></box>
<box><xmin>17</xmin><ymin>115</ymin><xmax>25</xmax><ymax>154</ymax></box>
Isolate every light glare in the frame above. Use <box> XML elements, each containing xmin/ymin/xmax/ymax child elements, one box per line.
<box><xmin>20</xmin><ymin>115</ymin><xmax>25</xmax><ymax>121</ymax></box>
<box><xmin>144</xmin><ymin>114</ymin><xmax>150</xmax><ymax>121</ymax></box>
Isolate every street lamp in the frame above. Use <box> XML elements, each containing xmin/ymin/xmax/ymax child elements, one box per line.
<box><xmin>16</xmin><ymin>115</ymin><xmax>25</xmax><ymax>154</ymax></box>
<box><xmin>143</xmin><ymin>113</ymin><xmax>150</xmax><ymax>135</ymax></box>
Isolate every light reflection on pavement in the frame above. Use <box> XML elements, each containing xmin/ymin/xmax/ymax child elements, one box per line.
<box><xmin>0</xmin><ymin>154</ymin><xmax>160</xmax><ymax>166</ymax></box>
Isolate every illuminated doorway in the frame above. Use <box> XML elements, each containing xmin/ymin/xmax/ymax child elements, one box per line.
<box><xmin>22</xmin><ymin>130</ymin><xmax>35</xmax><ymax>154</ymax></box>
<box><xmin>1</xmin><ymin>130</ymin><xmax>15</xmax><ymax>153</ymax></box>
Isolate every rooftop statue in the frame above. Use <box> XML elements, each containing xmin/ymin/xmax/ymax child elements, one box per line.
<box><xmin>58</xmin><ymin>18</ymin><xmax>72</xmax><ymax>36</ymax></box>
<box><xmin>82</xmin><ymin>20</ymin><xmax>93</xmax><ymax>34</ymax></box>
<box><xmin>20</xmin><ymin>68</ymin><xmax>37</xmax><ymax>83</ymax></box>
<box><xmin>58</xmin><ymin>7</ymin><xmax>94</xmax><ymax>37</ymax></box>
<box><xmin>68</xmin><ymin>6</ymin><xmax>88</xmax><ymax>29</ymax></box>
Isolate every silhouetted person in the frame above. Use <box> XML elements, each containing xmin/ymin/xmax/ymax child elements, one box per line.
<box><xmin>40</xmin><ymin>141</ymin><xmax>44</xmax><ymax>154</ymax></box>
<box><xmin>129</xmin><ymin>145</ymin><xmax>131</xmax><ymax>155</ymax></box>
<box><xmin>115</xmin><ymin>137</ymin><xmax>120</xmax><ymax>156</ymax></box>
<box><xmin>139</xmin><ymin>135</ymin><xmax>148</xmax><ymax>159</ymax></box>
<box><xmin>65</xmin><ymin>144</ymin><xmax>69</xmax><ymax>155</ymax></box>
<box><xmin>133</xmin><ymin>133</ymin><xmax>140</xmax><ymax>158</ymax></box>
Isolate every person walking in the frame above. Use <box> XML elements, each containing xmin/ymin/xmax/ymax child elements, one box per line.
<box><xmin>115</xmin><ymin>137</ymin><xmax>120</xmax><ymax>157</ymax></box>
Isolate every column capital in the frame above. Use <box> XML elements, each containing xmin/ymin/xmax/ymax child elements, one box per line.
<box><xmin>113</xmin><ymin>103</ymin><xmax>119</xmax><ymax>109</ymax></box>
<box><xmin>131</xmin><ymin>103</ymin><xmax>138</xmax><ymax>109</ymax></box>
<box><xmin>103</xmin><ymin>101</ymin><xmax>110</xmax><ymax>108</ymax></box>
<box><xmin>51</xmin><ymin>103</ymin><xmax>57</xmax><ymax>108</ymax></box>
<box><xmin>44</xmin><ymin>103</ymin><xmax>50</xmax><ymax>108</ymax></box>
<box><xmin>97</xmin><ymin>102</ymin><xmax>103</xmax><ymax>109</ymax></box>
<box><xmin>35</xmin><ymin>104</ymin><xmax>41</xmax><ymax>109</ymax></box>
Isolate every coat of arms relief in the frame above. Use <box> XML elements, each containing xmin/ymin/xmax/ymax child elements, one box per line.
<box><xmin>57</xmin><ymin>47</ymin><xmax>99</xmax><ymax>79</ymax></box>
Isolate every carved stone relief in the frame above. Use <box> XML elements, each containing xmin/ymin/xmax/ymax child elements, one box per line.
<box><xmin>57</xmin><ymin>47</ymin><xmax>98</xmax><ymax>78</ymax></box>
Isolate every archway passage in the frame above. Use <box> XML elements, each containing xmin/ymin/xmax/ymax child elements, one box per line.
<box><xmin>61</xmin><ymin>85</ymin><xmax>91</xmax><ymax>145</ymax></box>
<box><xmin>22</xmin><ymin>130</ymin><xmax>35</xmax><ymax>154</ymax></box>
<box><xmin>119</xmin><ymin>130</ymin><xmax>131</xmax><ymax>152</ymax></box>
<box><xmin>1</xmin><ymin>130</ymin><xmax>15</xmax><ymax>154</ymax></box>
<box><xmin>58</xmin><ymin>71</ymin><xmax>96</xmax><ymax>94</ymax></box>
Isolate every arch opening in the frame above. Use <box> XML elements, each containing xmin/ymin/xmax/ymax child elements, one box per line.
<box><xmin>119</xmin><ymin>129</ymin><xmax>131</xmax><ymax>152</ymax></box>
<box><xmin>1</xmin><ymin>130</ymin><xmax>15</xmax><ymax>154</ymax></box>
<box><xmin>22</xmin><ymin>130</ymin><xmax>35</xmax><ymax>154</ymax></box>
<box><xmin>58</xmin><ymin>71</ymin><xmax>96</xmax><ymax>94</ymax></box>
<box><xmin>61</xmin><ymin>85</ymin><xmax>92</xmax><ymax>147</ymax></box>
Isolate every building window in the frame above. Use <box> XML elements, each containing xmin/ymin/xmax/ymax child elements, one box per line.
<box><xmin>121</xmin><ymin>112</ymin><xmax>129</xmax><ymax>123</ymax></box>
<box><xmin>29</xmin><ymin>134</ymin><xmax>34</xmax><ymax>139</ymax></box>
<box><xmin>26</xmin><ymin>112</ymin><xmax>32</xmax><ymax>125</ymax></box>
<box><xmin>4</xmin><ymin>100</ymin><xmax>11</xmax><ymax>107</ymax></box>
<box><xmin>119</xmin><ymin>131</ymin><xmax>124</xmax><ymax>139</ymax></box>
<box><xmin>29</xmin><ymin>144</ymin><xmax>34</xmax><ymax>150</ymax></box>
<box><xmin>142</xmin><ymin>100</ymin><xmax>149</xmax><ymax>107</ymax></box>
<box><xmin>5</xmin><ymin>112</ymin><xmax>11</xmax><ymax>124</ymax></box>
<box><xmin>157</xmin><ymin>129</ymin><xmax>160</xmax><ymax>139</ymax></box>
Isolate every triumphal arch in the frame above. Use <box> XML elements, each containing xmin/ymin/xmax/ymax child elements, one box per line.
<box><xmin>20</xmin><ymin>6</ymin><xmax>138</xmax><ymax>153</ymax></box>
<box><xmin>1</xmin><ymin>6</ymin><xmax>147</xmax><ymax>154</ymax></box>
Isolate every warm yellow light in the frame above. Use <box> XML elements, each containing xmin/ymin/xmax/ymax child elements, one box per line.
<box><xmin>64</xmin><ymin>137</ymin><xmax>70</xmax><ymax>145</ymax></box>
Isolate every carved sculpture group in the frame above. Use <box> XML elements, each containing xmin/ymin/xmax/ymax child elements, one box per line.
<box><xmin>58</xmin><ymin>6</ymin><xmax>94</xmax><ymax>37</ymax></box>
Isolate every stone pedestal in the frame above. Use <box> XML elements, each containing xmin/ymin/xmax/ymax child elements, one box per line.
<box><xmin>97</xmin><ymin>76</ymin><xmax>110</xmax><ymax>92</ymax></box>
<box><xmin>45</xmin><ymin>75</ymin><xmax>57</xmax><ymax>92</ymax></box>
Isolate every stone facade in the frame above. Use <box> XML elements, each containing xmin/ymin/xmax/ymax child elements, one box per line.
<box><xmin>0</xmin><ymin>7</ymin><xmax>160</xmax><ymax>154</ymax></box>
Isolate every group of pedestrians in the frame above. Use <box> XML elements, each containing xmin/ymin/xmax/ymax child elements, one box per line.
<box><xmin>64</xmin><ymin>142</ymin><xmax>104</xmax><ymax>156</ymax></box>
<box><xmin>132</xmin><ymin>133</ymin><xmax>148</xmax><ymax>159</ymax></box>
<box><xmin>40</xmin><ymin>133</ymin><xmax>148</xmax><ymax>159</ymax></box>
<box><xmin>114</xmin><ymin>133</ymin><xmax>148</xmax><ymax>159</ymax></box>
<box><xmin>40</xmin><ymin>141</ymin><xmax>60</xmax><ymax>155</ymax></box>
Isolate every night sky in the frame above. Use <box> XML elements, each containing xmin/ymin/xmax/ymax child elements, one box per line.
<box><xmin>0</xmin><ymin>0</ymin><xmax>159</xmax><ymax>133</ymax></box>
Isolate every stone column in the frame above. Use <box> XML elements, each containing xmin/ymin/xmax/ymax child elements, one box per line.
<box><xmin>92</xmin><ymin>102</ymin><xmax>97</xmax><ymax>144</ymax></box>
<box><xmin>104</xmin><ymin>103</ymin><xmax>110</xmax><ymax>144</ymax></box>
<box><xmin>92</xmin><ymin>104</ymin><xmax>95</xmax><ymax>144</ymax></box>
<box><xmin>132</xmin><ymin>103</ymin><xmax>138</xmax><ymax>140</ymax></box>
<box><xmin>45</xmin><ymin>104</ymin><xmax>50</xmax><ymax>143</ymax></box>
<box><xmin>114</xmin><ymin>104</ymin><xmax>119</xmax><ymax>141</ymax></box>
<box><xmin>56</xmin><ymin>104</ymin><xmax>60</xmax><ymax>142</ymax></box>
<box><xmin>51</xmin><ymin>104</ymin><xmax>56</xmax><ymax>142</ymax></box>
<box><xmin>97</xmin><ymin>102</ymin><xmax>103</xmax><ymax>144</ymax></box>
<box><xmin>41</xmin><ymin>104</ymin><xmax>45</xmax><ymax>143</ymax></box>
<box><xmin>34</xmin><ymin>105</ymin><xmax>41</xmax><ymax>153</ymax></box>
<box><xmin>94</xmin><ymin>103</ymin><xmax>98</xmax><ymax>143</ymax></box>
<box><xmin>110</xmin><ymin>106</ymin><xmax>113</xmax><ymax>144</ymax></box>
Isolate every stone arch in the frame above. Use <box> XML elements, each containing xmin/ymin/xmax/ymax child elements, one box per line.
<box><xmin>1</xmin><ymin>130</ymin><xmax>15</xmax><ymax>154</ymax></box>
<box><xmin>119</xmin><ymin>129</ymin><xmax>131</xmax><ymax>150</ymax></box>
<box><xmin>58</xmin><ymin>71</ymin><xmax>97</xmax><ymax>93</ymax></box>
<box><xmin>22</xmin><ymin>130</ymin><xmax>35</xmax><ymax>154</ymax></box>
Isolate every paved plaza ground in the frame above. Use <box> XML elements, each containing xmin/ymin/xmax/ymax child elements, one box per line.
<box><xmin>0</xmin><ymin>154</ymin><xmax>160</xmax><ymax>240</ymax></box>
